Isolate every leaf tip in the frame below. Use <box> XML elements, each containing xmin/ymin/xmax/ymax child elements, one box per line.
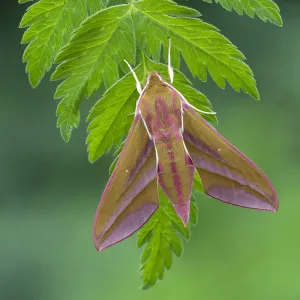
<box><xmin>60</xmin><ymin>130</ymin><xmax>71</xmax><ymax>143</ymax></box>
<box><xmin>29</xmin><ymin>75</ymin><xmax>41</xmax><ymax>89</ymax></box>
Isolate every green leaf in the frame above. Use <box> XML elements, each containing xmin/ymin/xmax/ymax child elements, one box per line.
<box><xmin>190</xmin><ymin>192</ymin><xmax>199</xmax><ymax>226</ymax></box>
<box><xmin>138</xmin><ymin>189</ymin><xmax>198</xmax><ymax>289</ymax></box>
<box><xmin>133</xmin><ymin>0</ymin><xmax>259</xmax><ymax>99</ymax></box>
<box><xmin>202</xmin><ymin>0</ymin><xmax>282</xmax><ymax>26</ymax></box>
<box><xmin>137</xmin><ymin>221</ymin><xmax>156</xmax><ymax>248</ymax></box>
<box><xmin>19</xmin><ymin>0</ymin><xmax>34</xmax><ymax>3</ymax></box>
<box><xmin>87</xmin><ymin>55</ymin><xmax>216</xmax><ymax>163</ymax></box>
<box><xmin>19</xmin><ymin>0</ymin><xmax>89</xmax><ymax>87</ymax></box>
<box><xmin>193</xmin><ymin>171</ymin><xmax>204</xmax><ymax>193</ymax></box>
<box><xmin>86</xmin><ymin>0</ymin><xmax>105</xmax><ymax>15</ymax></box>
<box><xmin>51</xmin><ymin>4</ymin><xmax>135</xmax><ymax>142</ymax></box>
<box><xmin>108</xmin><ymin>140</ymin><xmax>126</xmax><ymax>174</ymax></box>
<box><xmin>87</xmin><ymin>64</ymin><xmax>142</xmax><ymax>163</ymax></box>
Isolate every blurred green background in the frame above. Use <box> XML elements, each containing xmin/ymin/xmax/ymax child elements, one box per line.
<box><xmin>1</xmin><ymin>0</ymin><xmax>299</xmax><ymax>299</ymax></box>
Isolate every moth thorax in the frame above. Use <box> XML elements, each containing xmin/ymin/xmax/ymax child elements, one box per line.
<box><xmin>147</xmin><ymin>72</ymin><xmax>163</xmax><ymax>85</ymax></box>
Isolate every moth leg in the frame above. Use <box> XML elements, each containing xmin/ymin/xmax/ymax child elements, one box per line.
<box><xmin>124</xmin><ymin>59</ymin><xmax>142</xmax><ymax>94</ymax></box>
<box><xmin>168</xmin><ymin>38</ymin><xmax>174</xmax><ymax>84</ymax></box>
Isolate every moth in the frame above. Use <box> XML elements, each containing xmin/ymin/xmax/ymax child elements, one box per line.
<box><xmin>93</xmin><ymin>41</ymin><xmax>278</xmax><ymax>252</ymax></box>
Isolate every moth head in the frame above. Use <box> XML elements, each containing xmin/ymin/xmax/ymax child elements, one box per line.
<box><xmin>147</xmin><ymin>72</ymin><xmax>164</xmax><ymax>86</ymax></box>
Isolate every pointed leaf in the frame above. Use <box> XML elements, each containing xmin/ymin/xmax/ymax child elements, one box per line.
<box><xmin>193</xmin><ymin>171</ymin><xmax>204</xmax><ymax>193</ymax></box>
<box><xmin>190</xmin><ymin>192</ymin><xmax>199</xmax><ymax>226</ymax></box>
<box><xmin>87</xmin><ymin>64</ymin><xmax>143</xmax><ymax>162</ymax></box>
<box><xmin>133</xmin><ymin>0</ymin><xmax>259</xmax><ymax>99</ymax></box>
<box><xmin>202</xmin><ymin>0</ymin><xmax>282</xmax><ymax>26</ymax></box>
<box><xmin>171</xmin><ymin>220</ymin><xmax>190</xmax><ymax>240</ymax></box>
<box><xmin>138</xmin><ymin>188</ymin><xmax>198</xmax><ymax>288</ymax></box>
<box><xmin>108</xmin><ymin>140</ymin><xmax>126</xmax><ymax>174</ymax></box>
<box><xmin>52</xmin><ymin>4</ymin><xmax>135</xmax><ymax>141</ymax></box>
<box><xmin>19</xmin><ymin>0</ymin><xmax>33</xmax><ymax>3</ymax></box>
<box><xmin>20</xmin><ymin>0</ymin><xmax>88</xmax><ymax>87</ymax></box>
<box><xmin>137</xmin><ymin>220</ymin><xmax>156</xmax><ymax>248</ymax></box>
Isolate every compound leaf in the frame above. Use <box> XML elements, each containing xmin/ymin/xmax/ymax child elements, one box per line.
<box><xmin>86</xmin><ymin>63</ymin><xmax>142</xmax><ymax>163</ymax></box>
<box><xmin>202</xmin><ymin>0</ymin><xmax>282</xmax><ymax>26</ymax></box>
<box><xmin>51</xmin><ymin>4</ymin><xmax>135</xmax><ymax>141</ymax></box>
<box><xmin>138</xmin><ymin>189</ymin><xmax>199</xmax><ymax>289</ymax></box>
<box><xmin>133</xmin><ymin>0</ymin><xmax>259</xmax><ymax>99</ymax></box>
<box><xmin>20</xmin><ymin>0</ymin><xmax>89</xmax><ymax>87</ymax></box>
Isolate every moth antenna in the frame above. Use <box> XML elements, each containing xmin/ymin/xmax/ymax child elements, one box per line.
<box><xmin>126</xmin><ymin>112</ymin><xmax>135</xmax><ymax>117</ymax></box>
<box><xmin>168</xmin><ymin>38</ymin><xmax>174</xmax><ymax>84</ymax></box>
<box><xmin>124</xmin><ymin>59</ymin><xmax>142</xmax><ymax>94</ymax></box>
<box><xmin>191</xmin><ymin>105</ymin><xmax>217</xmax><ymax>115</ymax></box>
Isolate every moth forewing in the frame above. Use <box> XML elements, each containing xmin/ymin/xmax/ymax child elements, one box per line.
<box><xmin>93</xmin><ymin>113</ymin><xmax>159</xmax><ymax>252</ymax></box>
<box><xmin>182</xmin><ymin>104</ymin><xmax>278</xmax><ymax>211</ymax></box>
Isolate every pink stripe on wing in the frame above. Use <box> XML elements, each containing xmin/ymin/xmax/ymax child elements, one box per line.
<box><xmin>168</xmin><ymin>150</ymin><xmax>183</xmax><ymax>202</ymax></box>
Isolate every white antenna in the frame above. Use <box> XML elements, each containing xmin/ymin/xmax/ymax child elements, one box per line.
<box><xmin>124</xmin><ymin>59</ymin><xmax>142</xmax><ymax>94</ymax></box>
<box><xmin>168</xmin><ymin>38</ymin><xmax>174</xmax><ymax>84</ymax></box>
<box><xmin>192</xmin><ymin>105</ymin><xmax>217</xmax><ymax>115</ymax></box>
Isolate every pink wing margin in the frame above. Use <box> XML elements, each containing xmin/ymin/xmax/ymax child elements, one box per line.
<box><xmin>93</xmin><ymin>113</ymin><xmax>159</xmax><ymax>252</ymax></box>
<box><xmin>182</xmin><ymin>103</ymin><xmax>279</xmax><ymax>211</ymax></box>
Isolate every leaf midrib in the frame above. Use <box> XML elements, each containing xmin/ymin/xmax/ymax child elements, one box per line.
<box><xmin>21</xmin><ymin>1</ymin><xmax>65</xmax><ymax>27</ymax></box>
<box><xmin>61</xmin><ymin>7</ymin><xmax>132</xmax><ymax>133</ymax></box>
<box><xmin>134</xmin><ymin>6</ymin><xmax>254</xmax><ymax>91</ymax></box>
<box><xmin>250</xmin><ymin>0</ymin><xmax>280</xmax><ymax>18</ymax></box>
<box><xmin>90</xmin><ymin>87</ymin><xmax>136</xmax><ymax>160</ymax></box>
<box><xmin>24</xmin><ymin>3</ymin><xmax>66</xmax><ymax>69</ymax></box>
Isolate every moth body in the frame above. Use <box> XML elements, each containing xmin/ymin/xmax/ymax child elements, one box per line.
<box><xmin>139</xmin><ymin>72</ymin><xmax>194</xmax><ymax>224</ymax></box>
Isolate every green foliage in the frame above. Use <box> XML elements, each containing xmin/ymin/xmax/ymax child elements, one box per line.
<box><xmin>19</xmin><ymin>0</ymin><xmax>33</xmax><ymax>3</ymax></box>
<box><xmin>18</xmin><ymin>0</ymin><xmax>283</xmax><ymax>142</ymax></box>
<box><xmin>20</xmin><ymin>0</ymin><xmax>91</xmax><ymax>87</ymax></box>
<box><xmin>52</xmin><ymin>3</ymin><xmax>134</xmax><ymax>141</ymax></box>
<box><xmin>86</xmin><ymin>0</ymin><xmax>104</xmax><ymax>14</ymax></box>
<box><xmin>86</xmin><ymin>65</ymin><xmax>140</xmax><ymax>163</ymax></box>
<box><xmin>138</xmin><ymin>189</ymin><xmax>199</xmax><ymax>289</ymax></box>
<box><xmin>108</xmin><ymin>140</ymin><xmax>126</xmax><ymax>174</ymax></box>
<box><xmin>87</xmin><ymin>55</ymin><xmax>216</xmax><ymax>163</ymax></box>
<box><xmin>202</xmin><ymin>0</ymin><xmax>282</xmax><ymax>26</ymax></box>
<box><xmin>134</xmin><ymin>0</ymin><xmax>259</xmax><ymax>99</ymax></box>
<box><xmin>18</xmin><ymin>0</ymin><xmax>283</xmax><ymax>289</ymax></box>
<box><xmin>19</xmin><ymin>0</ymin><xmax>106</xmax><ymax>140</ymax></box>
